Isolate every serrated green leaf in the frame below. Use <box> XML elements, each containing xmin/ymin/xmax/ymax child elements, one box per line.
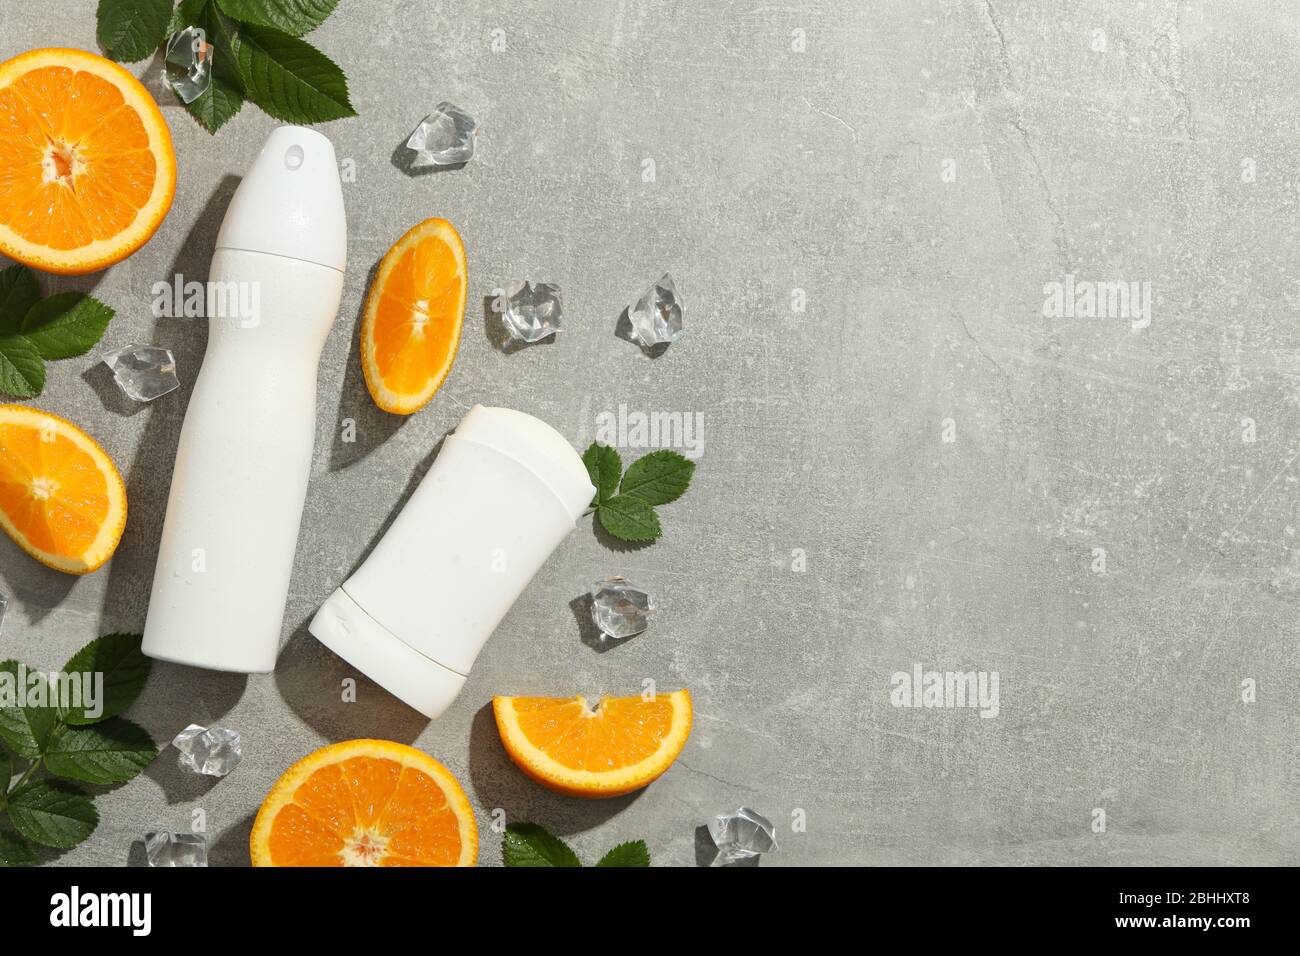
<box><xmin>97</xmin><ymin>0</ymin><xmax>174</xmax><ymax>62</ymax></box>
<box><xmin>0</xmin><ymin>827</ymin><xmax>35</xmax><ymax>867</ymax></box>
<box><xmin>44</xmin><ymin>718</ymin><xmax>158</xmax><ymax>785</ymax></box>
<box><xmin>216</xmin><ymin>0</ymin><xmax>338</xmax><ymax>36</ymax></box>
<box><xmin>619</xmin><ymin>449</ymin><xmax>695</xmax><ymax>506</ymax></box>
<box><xmin>21</xmin><ymin>294</ymin><xmax>114</xmax><ymax>360</ymax></box>
<box><xmin>0</xmin><ymin>265</ymin><xmax>40</xmax><ymax>336</ymax></box>
<box><xmin>234</xmin><ymin>25</ymin><xmax>355</xmax><ymax>124</ymax></box>
<box><xmin>596</xmin><ymin>496</ymin><xmax>662</xmax><ymax>542</ymax></box>
<box><xmin>583</xmin><ymin>442</ymin><xmax>622</xmax><ymax>505</ymax></box>
<box><xmin>0</xmin><ymin>334</ymin><xmax>44</xmax><ymax>398</ymax></box>
<box><xmin>6</xmin><ymin>781</ymin><xmax>97</xmax><ymax>849</ymax></box>
<box><xmin>173</xmin><ymin>0</ymin><xmax>247</xmax><ymax>133</ymax></box>
<box><xmin>502</xmin><ymin>823</ymin><xmax>581</xmax><ymax>867</ymax></box>
<box><xmin>595</xmin><ymin>839</ymin><xmax>650</xmax><ymax>867</ymax></box>
<box><xmin>59</xmin><ymin>633</ymin><xmax>152</xmax><ymax>726</ymax></box>
<box><xmin>0</xmin><ymin>662</ymin><xmax>59</xmax><ymax>759</ymax></box>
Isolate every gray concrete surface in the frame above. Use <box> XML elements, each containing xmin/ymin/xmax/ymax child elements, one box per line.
<box><xmin>2</xmin><ymin>1</ymin><xmax>1298</xmax><ymax>867</ymax></box>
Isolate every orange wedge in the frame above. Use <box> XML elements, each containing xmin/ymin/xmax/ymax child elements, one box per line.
<box><xmin>250</xmin><ymin>739</ymin><xmax>478</xmax><ymax>867</ymax></box>
<box><xmin>0</xmin><ymin>48</ymin><xmax>176</xmax><ymax>275</ymax></box>
<box><xmin>493</xmin><ymin>689</ymin><xmax>692</xmax><ymax>798</ymax></box>
<box><xmin>0</xmin><ymin>404</ymin><xmax>127</xmax><ymax>574</ymax></box>
<box><xmin>360</xmin><ymin>218</ymin><xmax>467</xmax><ymax>415</ymax></box>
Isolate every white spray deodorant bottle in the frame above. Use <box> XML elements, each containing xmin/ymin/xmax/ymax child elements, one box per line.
<box><xmin>142</xmin><ymin>126</ymin><xmax>346</xmax><ymax>672</ymax></box>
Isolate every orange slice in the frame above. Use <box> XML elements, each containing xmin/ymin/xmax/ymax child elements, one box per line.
<box><xmin>249</xmin><ymin>739</ymin><xmax>478</xmax><ymax>867</ymax></box>
<box><xmin>0</xmin><ymin>404</ymin><xmax>127</xmax><ymax>574</ymax></box>
<box><xmin>493</xmin><ymin>689</ymin><xmax>692</xmax><ymax>798</ymax></box>
<box><xmin>0</xmin><ymin>47</ymin><xmax>176</xmax><ymax>275</ymax></box>
<box><xmin>360</xmin><ymin>218</ymin><xmax>467</xmax><ymax>415</ymax></box>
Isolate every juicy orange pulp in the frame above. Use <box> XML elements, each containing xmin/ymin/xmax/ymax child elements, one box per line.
<box><xmin>0</xmin><ymin>48</ymin><xmax>175</xmax><ymax>274</ymax></box>
<box><xmin>493</xmin><ymin>690</ymin><xmax>693</xmax><ymax>798</ymax></box>
<box><xmin>250</xmin><ymin>740</ymin><xmax>478</xmax><ymax>867</ymax></box>
<box><xmin>361</xmin><ymin>218</ymin><xmax>467</xmax><ymax>414</ymax></box>
<box><xmin>0</xmin><ymin>404</ymin><xmax>127</xmax><ymax>574</ymax></box>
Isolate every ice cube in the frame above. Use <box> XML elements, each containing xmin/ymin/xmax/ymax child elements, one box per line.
<box><xmin>164</xmin><ymin>27</ymin><xmax>213</xmax><ymax>104</ymax></box>
<box><xmin>405</xmin><ymin>103</ymin><xmax>479</xmax><ymax>168</ymax></box>
<box><xmin>102</xmin><ymin>345</ymin><xmax>179</xmax><ymax>402</ymax></box>
<box><xmin>707</xmin><ymin>807</ymin><xmax>778</xmax><ymax>864</ymax></box>
<box><xmin>144</xmin><ymin>831</ymin><xmax>208</xmax><ymax>867</ymax></box>
<box><xmin>628</xmin><ymin>273</ymin><xmax>684</xmax><ymax>348</ymax></box>
<box><xmin>502</xmin><ymin>280</ymin><xmax>563</xmax><ymax>343</ymax></box>
<box><xmin>590</xmin><ymin>576</ymin><xmax>655</xmax><ymax>639</ymax></box>
<box><xmin>172</xmin><ymin>723</ymin><xmax>242</xmax><ymax>777</ymax></box>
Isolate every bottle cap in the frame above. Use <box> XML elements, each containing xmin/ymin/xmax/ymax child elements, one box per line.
<box><xmin>215</xmin><ymin>126</ymin><xmax>347</xmax><ymax>273</ymax></box>
<box><xmin>454</xmin><ymin>405</ymin><xmax>594</xmax><ymax>522</ymax></box>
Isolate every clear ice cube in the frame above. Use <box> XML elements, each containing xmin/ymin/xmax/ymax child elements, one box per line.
<box><xmin>144</xmin><ymin>831</ymin><xmax>208</xmax><ymax>867</ymax></box>
<box><xmin>590</xmin><ymin>575</ymin><xmax>655</xmax><ymax>639</ymax></box>
<box><xmin>707</xmin><ymin>807</ymin><xmax>778</xmax><ymax>864</ymax></box>
<box><xmin>172</xmin><ymin>723</ymin><xmax>242</xmax><ymax>777</ymax></box>
<box><xmin>502</xmin><ymin>280</ymin><xmax>563</xmax><ymax>343</ymax></box>
<box><xmin>628</xmin><ymin>273</ymin><xmax>685</xmax><ymax>348</ymax></box>
<box><xmin>164</xmin><ymin>27</ymin><xmax>213</xmax><ymax>104</ymax></box>
<box><xmin>405</xmin><ymin>103</ymin><xmax>479</xmax><ymax>168</ymax></box>
<box><xmin>102</xmin><ymin>345</ymin><xmax>179</xmax><ymax>402</ymax></box>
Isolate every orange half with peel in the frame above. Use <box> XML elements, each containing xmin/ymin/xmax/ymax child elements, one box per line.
<box><xmin>0</xmin><ymin>48</ymin><xmax>176</xmax><ymax>275</ymax></box>
<box><xmin>0</xmin><ymin>404</ymin><xmax>127</xmax><ymax>575</ymax></box>
<box><xmin>360</xmin><ymin>218</ymin><xmax>467</xmax><ymax>415</ymax></box>
<box><xmin>493</xmin><ymin>689</ymin><xmax>692</xmax><ymax>798</ymax></box>
<box><xmin>250</xmin><ymin>739</ymin><xmax>478</xmax><ymax>867</ymax></box>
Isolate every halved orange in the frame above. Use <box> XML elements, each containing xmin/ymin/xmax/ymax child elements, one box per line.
<box><xmin>493</xmin><ymin>689</ymin><xmax>692</xmax><ymax>798</ymax></box>
<box><xmin>360</xmin><ymin>218</ymin><xmax>467</xmax><ymax>415</ymax></box>
<box><xmin>0</xmin><ymin>48</ymin><xmax>176</xmax><ymax>275</ymax></box>
<box><xmin>0</xmin><ymin>404</ymin><xmax>127</xmax><ymax>574</ymax></box>
<box><xmin>250</xmin><ymin>739</ymin><xmax>478</xmax><ymax>867</ymax></box>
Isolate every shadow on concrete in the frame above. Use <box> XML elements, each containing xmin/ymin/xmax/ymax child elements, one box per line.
<box><xmin>329</xmin><ymin>259</ymin><xmax>405</xmax><ymax>471</ymax></box>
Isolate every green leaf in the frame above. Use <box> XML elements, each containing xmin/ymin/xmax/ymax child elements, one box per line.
<box><xmin>0</xmin><ymin>265</ymin><xmax>40</xmax><ymax>336</ymax></box>
<box><xmin>59</xmin><ymin>633</ymin><xmax>152</xmax><ymax>726</ymax></box>
<box><xmin>20</xmin><ymin>293</ymin><xmax>114</xmax><ymax>360</ymax></box>
<box><xmin>0</xmin><ymin>334</ymin><xmax>44</xmax><ymax>398</ymax></box>
<box><xmin>595</xmin><ymin>839</ymin><xmax>650</xmax><ymax>867</ymax></box>
<box><xmin>583</xmin><ymin>442</ymin><xmax>622</xmax><ymax>505</ymax></box>
<box><xmin>619</xmin><ymin>449</ymin><xmax>695</xmax><ymax>506</ymax></box>
<box><xmin>0</xmin><ymin>662</ymin><xmax>59</xmax><ymax>759</ymax></box>
<box><xmin>0</xmin><ymin>746</ymin><xmax>10</xmax><ymax>799</ymax></box>
<box><xmin>44</xmin><ymin>718</ymin><xmax>158</xmax><ymax>785</ymax></box>
<box><xmin>233</xmin><ymin>25</ymin><xmax>355</xmax><ymax>124</ymax></box>
<box><xmin>596</xmin><ymin>496</ymin><xmax>662</xmax><ymax>542</ymax></box>
<box><xmin>173</xmin><ymin>0</ymin><xmax>246</xmax><ymax>133</ymax></box>
<box><xmin>97</xmin><ymin>0</ymin><xmax>174</xmax><ymax>62</ymax></box>
<box><xmin>216</xmin><ymin>0</ymin><xmax>338</xmax><ymax>36</ymax></box>
<box><xmin>6</xmin><ymin>781</ymin><xmax>98</xmax><ymax>849</ymax></box>
<box><xmin>502</xmin><ymin>823</ymin><xmax>581</xmax><ymax>867</ymax></box>
<box><xmin>0</xmin><ymin>827</ymin><xmax>35</xmax><ymax>867</ymax></box>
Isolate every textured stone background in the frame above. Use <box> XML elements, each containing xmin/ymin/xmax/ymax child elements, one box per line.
<box><xmin>2</xmin><ymin>1</ymin><xmax>1298</xmax><ymax>866</ymax></box>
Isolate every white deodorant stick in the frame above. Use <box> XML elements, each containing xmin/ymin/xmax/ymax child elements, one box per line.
<box><xmin>308</xmin><ymin>406</ymin><xmax>595</xmax><ymax>717</ymax></box>
<box><xmin>142</xmin><ymin>126</ymin><xmax>346</xmax><ymax>673</ymax></box>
